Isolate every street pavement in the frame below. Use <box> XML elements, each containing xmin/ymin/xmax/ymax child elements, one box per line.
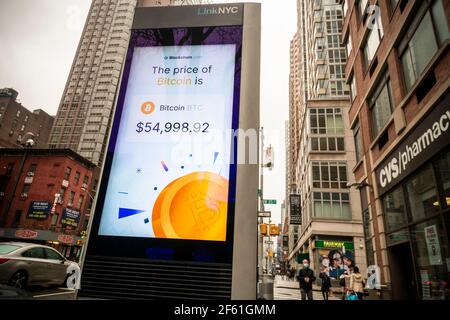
<box><xmin>274</xmin><ymin>276</ymin><xmax>340</xmax><ymax>300</ymax></box>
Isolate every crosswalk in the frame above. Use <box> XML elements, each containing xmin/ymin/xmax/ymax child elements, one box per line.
<box><xmin>274</xmin><ymin>276</ymin><xmax>341</xmax><ymax>300</ymax></box>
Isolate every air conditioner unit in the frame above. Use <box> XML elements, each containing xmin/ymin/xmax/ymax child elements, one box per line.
<box><xmin>27</xmin><ymin>172</ymin><xmax>34</xmax><ymax>177</ymax></box>
<box><xmin>0</xmin><ymin>192</ymin><xmax>5</xmax><ymax>197</ymax></box>
<box><xmin>82</xmin><ymin>183</ymin><xmax>88</xmax><ymax>189</ymax></box>
<box><xmin>21</xmin><ymin>193</ymin><xmax>28</xmax><ymax>198</ymax></box>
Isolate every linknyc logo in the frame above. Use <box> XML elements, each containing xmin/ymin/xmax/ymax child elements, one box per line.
<box><xmin>197</xmin><ymin>6</ymin><xmax>239</xmax><ymax>16</ymax></box>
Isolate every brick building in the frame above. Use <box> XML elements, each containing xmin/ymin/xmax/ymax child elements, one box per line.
<box><xmin>0</xmin><ymin>88</ymin><xmax>54</xmax><ymax>148</ymax></box>
<box><xmin>0</xmin><ymin>148</ymin><xmax>96</xmax><ymax>261</ymax></box>
<box><xmin>343</xmin><ymin>0</ymin><xmax>450</xmax><ymax>299</ymax></box>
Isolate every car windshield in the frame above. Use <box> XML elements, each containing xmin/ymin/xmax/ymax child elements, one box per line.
<box><xmin>0</xmin><ymin>244</ymin><xmax>20</xmax><ymax>254</ymax></box>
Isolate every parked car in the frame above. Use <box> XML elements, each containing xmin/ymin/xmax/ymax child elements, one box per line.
<box><xmin>0</xmin><ymin>242</ymin><xmax>79</xmax><ymax>289</ymax></box>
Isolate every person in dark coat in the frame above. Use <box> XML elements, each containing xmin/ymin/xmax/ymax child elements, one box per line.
<box><xmin>319</xmin><ymin>267</ymin><xmax>332</xmax><ymax>300</ymax></box>
<box><xmin>297</xmin><ymin>259</ymin><xmax>316</xmax><ymax>300</ymax></box>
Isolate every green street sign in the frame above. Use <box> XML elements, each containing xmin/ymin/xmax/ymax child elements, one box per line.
<box><xmin>257</xmin><ymin>189</ymin><xmax>262</xmax><ymax>196</ymax></box>
<box><xmin>263</xmin><ymin>199</ymin><xmax>277</xmax><ymax>205</ymax></box>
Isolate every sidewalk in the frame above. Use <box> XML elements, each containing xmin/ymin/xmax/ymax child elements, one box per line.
<box><xmin>274</xmin><ymin>276</ymin><xmax>341</xmax><ymax>300</ymax></box>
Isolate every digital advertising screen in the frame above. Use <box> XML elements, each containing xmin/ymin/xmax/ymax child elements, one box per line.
<box><xmin>95</xmin><ymin>26</ymin><xmax>243</xmax><ymax>245</ymax></box>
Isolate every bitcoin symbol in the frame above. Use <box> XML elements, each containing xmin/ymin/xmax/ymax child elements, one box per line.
<box><xmin>136</xmin><ymin>122</ymin><xmax>144</xmax><ymax>133</ymax></box>
<box><xmin>141</xmin><ymin>101</ymin><xmax>155</xmax><ymax>115</ymax></box>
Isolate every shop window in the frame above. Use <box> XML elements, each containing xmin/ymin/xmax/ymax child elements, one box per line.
<box><xmin>437</xmin><ymin>150</ymin><xmax>450</xmax><ymax>207</ymax></box>
<box><xmin>399</xmin><ymin>0</ymin><xmax>450</xmax><ymax>91</ymax></box>
<box><xmin>411</xmin><ymin>219</ymin><xmax>449</xmax><ymax>300</ymax></box>
<box><xmin>406</xmin><ymin>165</ymin><xmax>440</xmax><ymax>222</ymax></box>
<box><xmin>383</xmin><ymin>185</ymin><xmax>408</xmax><ymax>232</ymax></box>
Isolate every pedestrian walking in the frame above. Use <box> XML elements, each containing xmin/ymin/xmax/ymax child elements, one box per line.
<box><xmin>297</xmin><ymin>259</ymin><xmax>316</xmax><ymax>300</ymax></box>
<box><xmin>349</xmin><ymin>266</ymin><xmax>365</xmax><ymax>300</ymax></box>
<box><xmin>319</xmin><ymin>267</ymin><xmax>332</xmax><ymax>300</ymax></box>
<box><xmin>339</xmin><ymin>267</ymin><xmax>352</xmax><ymax>300</ymax></box>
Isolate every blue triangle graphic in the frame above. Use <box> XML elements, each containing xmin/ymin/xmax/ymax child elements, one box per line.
<box><xmin>118</xmin><ymin>208</ymin><xmax>146</xmax><ymax>219</ymax></box>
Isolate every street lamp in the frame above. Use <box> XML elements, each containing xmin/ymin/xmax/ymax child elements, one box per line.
<box><xmin>346</xmin><ymin>181</ymin><xmax>373</xmax><ymax>192</ymax></box>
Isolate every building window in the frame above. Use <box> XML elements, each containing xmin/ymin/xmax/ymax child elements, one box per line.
<box><xmin>21</xmin><ymin>184</ymin><xmax>30</xmax><ymax>195</ymax></box>
<box><xmin>313</xmin><ymin>192</ymin><xmax>351</xmax><ymax>220</ymax></box>
<box><xmin>310</xmin><ymin>108</ymin><xmax>344</xmax><ymax>135</ymax></box>
<box><xmin>346</xmin><ymin>34</ymin><xmax>352</xmax><ymax>57</ymax></box>
<box><xmin>311</xmin><ymin>161</ymin><xmax>348</xmax><ymax>189</ymax></box>
<box><xmin>411</xmin><ymin>219</ymin><xmax>449</xmax><ymax>300</ymax></box>
<box><xmin>369</xmin><ymin>71</ymin><xmax>394</xmax><ymax>138</ymax></box>
<box><xmin>68</xmin><ymin>191</ymin><xmax>75</xmax><ymax>207</ymax></box>
<box><xmin>64</xmin><ymin>167</ymin><xmax>72</xmax><ymax>180</ymax></box>
<box><xmin>343</xmin><ymin>0</ymin><xmax>349</xmax><ymax>18</ymax></box>
<box><xmin>6</xmin><ymin>163</ymin><xmax>14</xmax><ymax>176</ymax></box>
<box><xmin>399</xmin><ymin>0</ymin><xmax>450</xmax><ymax>91</ymax></box>
<box><xmin>349</xmin><ymin>73</ymin><xmax>357</xmax><ymax>101</ymax></box>
<box><xmin>383</xmin><ymin>185</ymin><xmax>408</xmax><ymax>232</ymax></box>
<box><xmin>365</xmin><ymin>238</ymin><xmax>375</xmax><ymax>267</ymax></box>
<box><xmin>74</xmin><ymin>171</ymin><xmax>81</xmax><ymax>185</ymax></box>
<box><xmin>311</xmin><ymin>137</ymin><xmax>345</xmax><ymax>152</ymax></box>
<box><xmin>436</xmin><ymin>150</ymin><xmax>450</xmax><ymax>206</ymax></box>
<box><xmin>353</xmin><ymin>121</ymin><xmax>363</xmax><ymax>162</ymax></box>
<box><xmin>358</xmin><ymin>0</ymin><xmax>369</xmax><ymax>23</ymax></box>
<box><xmin>362</xmin><ymin>209</ymin><xmax>372</xmax><ymax>239</ymax></box>
<box><xmin>28</xmin><ymin>164</ymin><xmax>37</xmax><ymax>174</ymax></box>
<box><xmin>406</xmin><ymin>165</ymin><xmax>440</xmax><ymax>222</ymax></box>
<box><xmin>83</xmin><ymin>175</ymin><xmax>89</xmax><ymax>186</ymax></box>
<box><xmin>59</xmin><ymin>187</ymin><xmax>66</xmax><ymax>201</ymax></box>
<box><xmin>362</xmin><ymin>11</ymin><xmax>384</xmax><ymax>69</ymax></box>
<box><xmin>77</xmin><ymin>195</ymin><xmax>84</xmax><ymax>210</ymax></box>
<box><xmin>390</xmin><ymin>0</ymin><xmax>399</xmax><ymax>13</ymax></box>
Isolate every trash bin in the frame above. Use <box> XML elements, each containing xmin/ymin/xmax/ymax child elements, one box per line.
<box><xmin>257</xmin><ymin>274</ymin><xmax>274</xmax><ymax>300</ymax></box>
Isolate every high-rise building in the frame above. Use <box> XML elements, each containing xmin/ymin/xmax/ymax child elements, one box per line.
<box><xmin>0</xmin><ymin>88</ymin><xmax>54</xmax><ymax>148</ymax></box>
<box><xmin>287</xmin><ymin>0</ymin><xmax>366</xmax><ymax>277</ymax></box>
<box><xmin>343</xmin><ymin>0</ymin><xmax>450</xmax><ymax>300</ymax></box>
<box><xmin>48</xmin><ymin>0</ymin><xmax>190</xmax><ymax>166</ymax></box>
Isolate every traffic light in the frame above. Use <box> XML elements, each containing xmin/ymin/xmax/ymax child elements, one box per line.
<box><xmin>269</xmin><ymin>224</ymin><xmax>280</xmax><ymax>236</ymax></box>
<box><xmin>260</xmin><ymin>223</ymin><xmax>268</xmax><ymax>235</ymax></box>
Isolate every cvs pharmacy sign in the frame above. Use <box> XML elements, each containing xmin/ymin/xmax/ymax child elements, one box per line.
<box><xmin>376</xmin><ymin>93</ymin><xmax>450</xmax><ymax>195</ymax></box>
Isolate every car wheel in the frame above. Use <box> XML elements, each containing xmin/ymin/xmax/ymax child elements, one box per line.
<box><xmin>8</xmin><ymin>270</ymin><xmax>28</xmax><ymax>289</ymax></box>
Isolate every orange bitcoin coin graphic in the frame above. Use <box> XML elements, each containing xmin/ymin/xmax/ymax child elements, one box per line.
<box><xmin>141</xmin><ymin>101</ymin><xmax>155</xmax><ymax>115</ymax></box>
<box><xmin>152</xmin><ymin>172</ymin><xmax>229</xmax><ymax>241</ymax></box>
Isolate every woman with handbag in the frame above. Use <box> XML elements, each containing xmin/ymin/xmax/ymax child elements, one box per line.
<box><xmin>339</xmin><ymin>267</ymin><xmax>352</xmax><ymax>300</ymax></box>
<box><xmin>349</xmin><ymin>266</ymin><xmax>365</xmax><ymax>300</ymax></box>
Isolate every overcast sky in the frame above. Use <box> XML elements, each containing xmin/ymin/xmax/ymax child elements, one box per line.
<box><xmin>0</xmin><ymin>0</ymin><xmax>297</xmax><ymax>224</ymax></box>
